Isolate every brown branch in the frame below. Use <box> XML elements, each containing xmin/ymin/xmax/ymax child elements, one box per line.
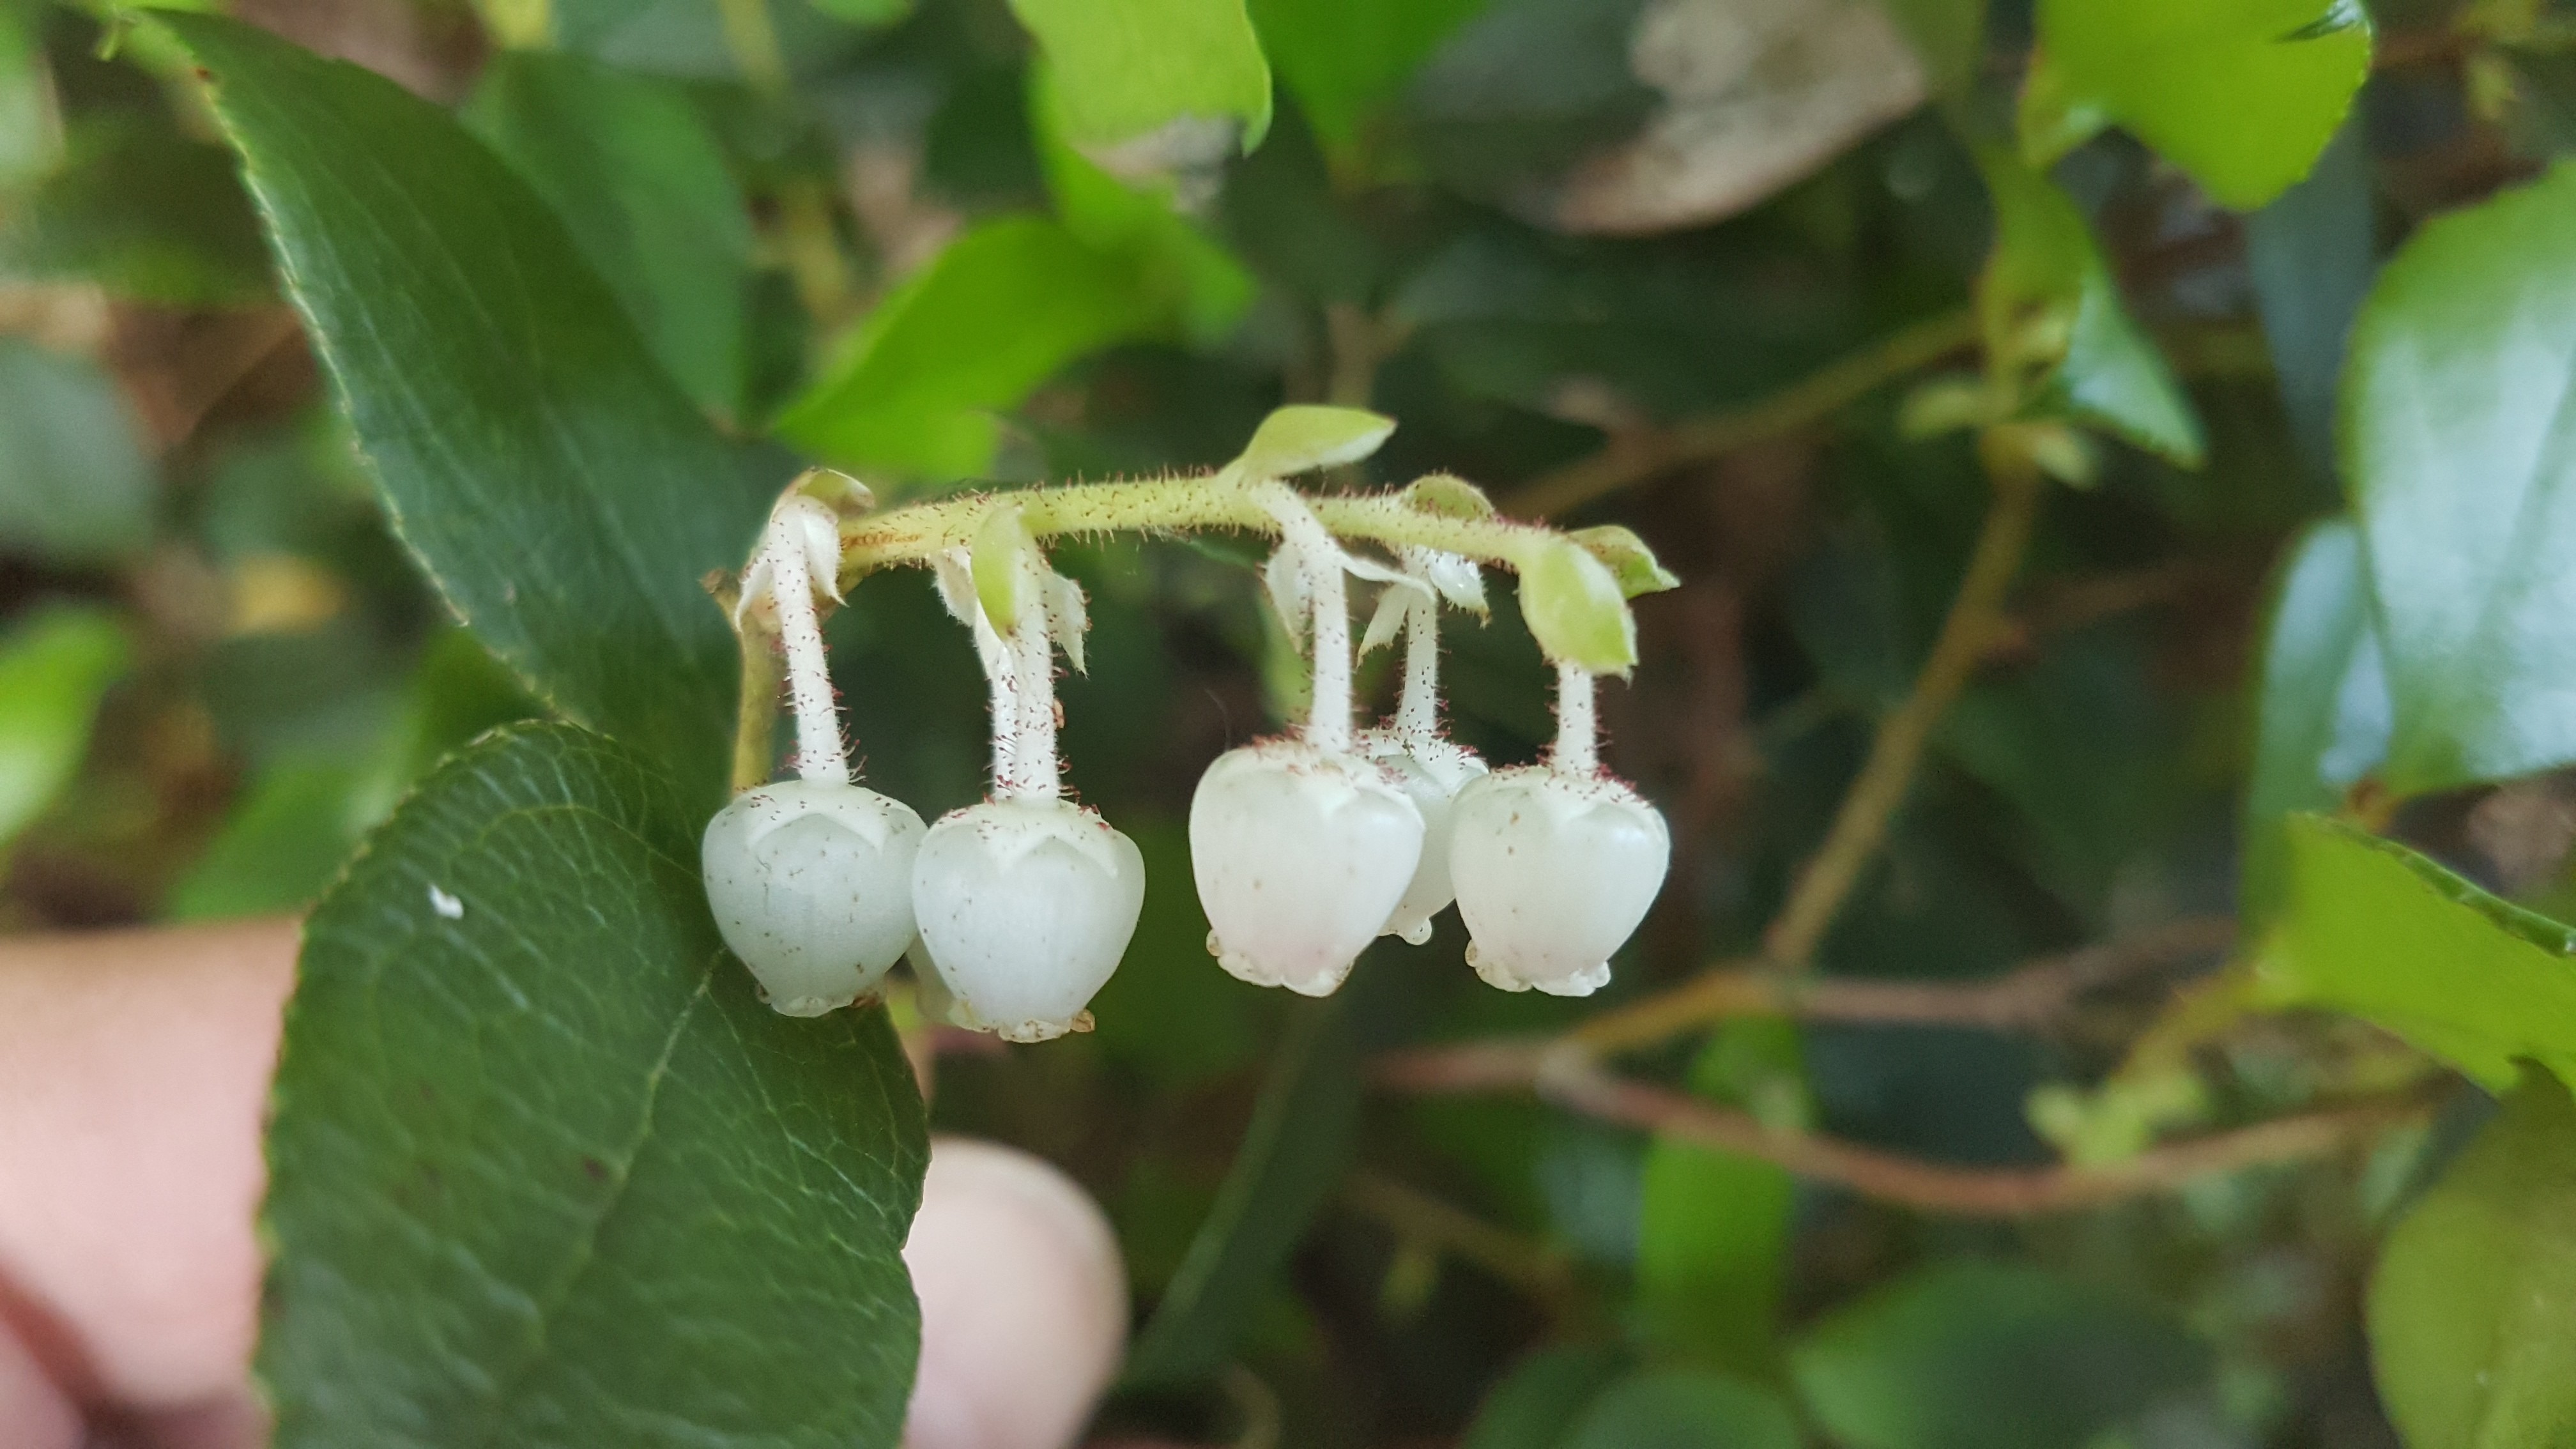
<box><xmin>1376</xmin><ymin>1044</ymin><xmax>2434</xmax><ymax>1219</ymax></box>
<box><xmin>1535</xmin><ymin>1054</ymin><xmax>2436</xmax><ymax>1218</ymax></box>
<box><xmin>1340</xmin><ymin>1170</ymin><xmax>1579</xmax><ymax>1308</ymax></box>
<box><xmin>1374</xmin><ymin>917</ymin><xmax>2241</xmax><ymax>1072</ymax></box>
<box><xmin>1763</xmin><ymin>450</ymin><xmax>2046</xmax><ymax>972</ymax></box>
<box><xmin>1503</xmin><ymin>307</ymin><xmax>1977</xmax><ymax>519</ymax></box>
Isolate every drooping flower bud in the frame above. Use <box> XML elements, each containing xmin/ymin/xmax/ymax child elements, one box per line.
<box><xmin>1450</xmin><ymin>766</ymin><xmax>1667</xmax><ymax>997</ymax></box>
<box><xmin>1190</xmin><ymin>739</ymin><xmax>1424</xmax><ymax>995</ymax></box>
<box><xmin>1360</xmin><ymin>730</ymin><xmax>1486</xmax><ymax>945</ymax></box>
<box><xmin>702</xmin><ymin>779</ymin><xmax>928</xmax><ymax>1016</ymax></box>
<box><xmin>910</xmin><ymin>798</ymin><xmax>1146</xmax><ymax>1042</ymax></box>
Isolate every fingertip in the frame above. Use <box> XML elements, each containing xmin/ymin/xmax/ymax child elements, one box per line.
<box><xmin>901</xmin><ymin>1137</ymin><xmax>1128</xmax><ymax>1449</ymax></box>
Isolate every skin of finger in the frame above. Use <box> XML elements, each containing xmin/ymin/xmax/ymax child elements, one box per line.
<box><xmin>0</xmin><ymin>919</ymin><xmax>295</xmax><ymax>1411</ymax></box>
<box><xmin>903</xmin><ymin>1137</ymin><xmax>1130</xmax><ymax>1449</ymax></box>
<box><xmin>0</xmin><ymin>1300</ymin><xmax>79</xmax><ymax>1449</ymax></box>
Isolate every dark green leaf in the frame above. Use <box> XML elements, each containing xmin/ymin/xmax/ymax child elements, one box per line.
<box><xmin>2343</xmin><ymin>162</ymin><xmax>2576</xmax><ymax>795</ymax></box>
<box><xmin>1462</xmin><ymin>1345</ymin><xmax>1630</xmax><ymax>1449</ymax></box>
<box><xmin>1008</xmin><ymin>0</ymin><xmax>1273</xmax><ymax>153</ymax></box>
<box><xmin>162</xmin><ymin>14</ymin><xmax>776</xmax><ymax>805</ymax></box>
<box><xmin>261</xmin><ymin>723</ymin><xmax>927</xmax><ymax>1446</ymax></box>
<box><xmin>0</xmin><ymin>116</ymin><xmax>273</xmax><ymax>305</ymax></box>
<box><xmin>2371</xmin><ymin>1072</ymin><xmax>2576</xmax><ymax>1449</ymax></box>
<box><xmin>1978</xmin><ymin>150</ymin><xmax>2204</xmax><ymax>467</ymax></box>
<box><xmin>0</xmin><ymin>606</ymin><xmax>129</xmax><ymax>848</ymax></box>
<box><xmin>1563</xmin><ymin>1370</ymin><xmax>1801</xmax><ymax>1449</ymax></box>
<box><xmin>0</xmin><ymin>337</ymin><xmax>156</xmax><ymax>564</ymax></box>
<box><xmin>1084</xmin><ymin>818</ymin><xmax>1264</xmax><ymax>1087</ymax></box>
<box><xmin>2241</xmin><ymin>521</ymin><xmax>2388</xmax><ymax>917</ymax></box>
<box><xmin>1634</xmin><ymin>1023</ymin><xmax>1800</xmax><ymax>1371</ymax></box>
<box><xmin>1248</xmin><ymin>0</ymin><xmax>1490</xmax><ymax>164</ymax></box>
<box><xmin>1124</xmin><ymin>995</ymin><xmax>1360</xmax><ymax>1384</ymax></box>
<box><xmin>776</xmin><ymin>216</ymin><xmax>1162</xmax><ymax>479</ymax></box>
<box><xmin>1791</xmin><ymin>1261</ymin><xmax>2211</xmax><ymax>1449</ymax></box>
<box><xmin>465</xmin><ymin>51</ymin><xmax>754</xmax><ymax>422</ymax></box>
<box><xmin>805</xmin><ymin>0</ymin><xmax>915</xmax><ymax>24</ymax></box>
<box><xmin>2256</xmin><ymin>814</ymin><xmax>2576</xmax><ymax>1092</ymax></box>
<box><xmin>2023</xmin><ymin>0</ymin><xmax>2369</xmax><ymax>210</ymax></box>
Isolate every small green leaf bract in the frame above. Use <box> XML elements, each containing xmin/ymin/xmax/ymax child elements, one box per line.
<box><xmin>2370</xmin><ymin>1071</ymin><xmax>2576</xmax><ymax>1449</ymax></box>
<box><xmin>2025</xmin><ymin>0</ymin><xmax>2370</xmax><ymax>211</ymax></box>
<box><xmin>160</xmin><ymin>14</ymin><xmax>779</xmax><ymax>809</ymax></box>
<box><xmin>2257</xmin><ymin>814</ymin><xmax>2576</xmax><ymax>1093</ymax></box>
<box><xmin>1791</xmin><ymin>1261</ymin><xmax>2212</xmax><ymax>1449</ymax></box>
<box><xmin>1233</xmin><ymin>403</ymin><xmax>1396</xmax><ymax>478</ymax></box>
<box><xmin>2343</xmin><ymin>162</ymin><xmax>2576</xmax><ymax>795</ymax></box>
<box><xmin>1519</xmin><ymin>537</ymin><xmax>1636</xmax><ymax>674</ymax></box>
<box><xmin>1568</xmin><ymin>525</ymin><xmax>1680</xmax><ymax>598</ymax></box>
<box><xmin>1008</xmin><ymin>0</ymin><xmax>1273</xmax><ymax>154</ymax></box>
<box><xmin>261</xmin><ymin>722</ymin><xmax>928</xmax><ymax>1448</ymax></box>
<box><xmin>0</xmin><ymin>606</ymin><xmax>128</xmax><ymax>849</ymax></box>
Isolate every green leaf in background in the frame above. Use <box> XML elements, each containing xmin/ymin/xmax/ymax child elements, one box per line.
<box><xmin>465</xmin><ymin>50</ymin><xmax>755</xmax><ymax>424</ymax></box>
<box><xmin>2343</xmin><ymin>162</ymin><xmax>2576</xmax><ymax>796</ymax></box>
<box><xmin>1462</xmin><ymin>1345</ymin><xmax>1630</xmax><ymax>1449</ymax></box>
<box><xmin>162</xmin><ymin>14</ymin><xmax>777</xmax><ymax>805</ymax></box>
<box><xmin>1008</xmin><ymin>0</ymin><xmax>1273</xmax><ymax>155</ymax></box>
<box><xmin>1248</xmin><ymin>0</ymin><xmax>1490</xmax><ymax>165</ymax></box>
<box><xmin>0</xmin><ymin>606</ymin><xmax>128</xmax><ymax>850</ymax></box>
<box><xmin>2257</xmin><ymin>814</ymin><xmax>2576</xmax><ymax>1092</ymax></box>
<box><xmin>1977</xmin><ymin>151</ymin><xmax>2204</xmax><ymax>466</ymax></box>
<box><xmin>1878</xmin><ymin>0</ymin><xmax>1990</xmax><ymax>95</ymax></box>
<box><xmin>2244</xmin><ymin>121</ymin><xmax>2374</xmax><ymax>483</ymax></box>
<box><xmin>777</xmin><ymin>215</ymin><xmax>1160</xmax><ymax>479</ymax></box>
<box><xmin>2241</xmin><ymin>521</ymin><xmax>2388</xmax><ymax>917</ymax></box>
<box><xmin>0</xmin><ymin>0</ymin><xmax>54</xmax><ymax>183</ymax></box>
<box><xmin>807</xmin><ymin>0</ymin><xmax>916</xmax><ymax>23</ymax></box>
<box><xmin>0</xmin><ymin>337</ymin><xmax>156</xmax><ymax>564</ymax></box>
<box><xmin>2370</xmin><ymin>1072</ymin><xmax>2576</xmax><ymax>1449</ymax></box>
<box><xmin>1124</xmin><ymin>995</ymin><xmax>1360</xmax><ymax>1384</ymax></box>
<box><xmin>1634</xmin><ymin>1022</ymin><xmax>1800</xmax><ymax>1372</ymax></box>
<box><xmin>1562</xmin><ymin>1370</ymin><xmax>1802</xmax><ymax>1449</ymax></box>
<box><xmin>0</xmin><ymin>117</ymin><xmax>273</xmax><ymax>305</ymax></box>
<box><xmin>2022</xmin><ymin>0</ymin><xmax>2369</xmax><ymax>210</ymax></box>
<box><xmin>1790</xmin><ymin>1261</ymin><xmax>2212</xmax><ymax>1449</ymax></box>
<box><xmin>1032</xmin><ymin>74</ymin><xmax>1257</xmax><ymax>344</ymax></box>
<box><xmin>261</xmin><ymin>723</ymin><xmax>927</xmax><ymax>1447</ymax></box>
<box><xmin>165</xmin><ymin>758</ymin><xmax>387</xmax><ymax>921</ymax></box>
<box><xmin>1084</xmin><ymin>818</ymin><xmax>1264</xmax><ymax>1087</ymax></box>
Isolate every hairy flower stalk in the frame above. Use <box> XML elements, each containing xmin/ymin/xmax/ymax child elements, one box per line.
<box><xmin>758</xmin><ymin>496</ymin><xmax>850</xmax><ymax>785</ymax></box>
<box><xmin>912</xmin><ymin>530</ymin><xmax>1143</xmax><ymax>1041</ymax></box>
<box><xmin>1552</xmin><ymin>660</ymin><xmax>1597</xmax><ymax>776</ymax></box>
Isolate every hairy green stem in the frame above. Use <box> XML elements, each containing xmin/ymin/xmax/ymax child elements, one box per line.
<box><xmin>835</xmin><ymin>475</ymin><xmax>1570</xmax><ymax>592</ymax></box>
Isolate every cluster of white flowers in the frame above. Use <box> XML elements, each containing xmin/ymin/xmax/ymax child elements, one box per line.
<box><xmin>702</xmin><ymin>418</ymin><xmax>1670</xmax><ymax>1043</ymax></box>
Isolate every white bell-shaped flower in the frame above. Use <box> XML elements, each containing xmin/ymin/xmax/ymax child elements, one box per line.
<box><xmin>702</xmin><ymin>779</ymin><xmax>928</xmax><ymax>1016</ymax></box>
<box><xmin>912</xmin><ymin>797</ymin><xmax>1146</xmax><ymax>1043</ymax></box>
<box><xmin>1360</xmin><ymin>730</ymin><xmax>1487</xmax><ymax>945</ymax></box>
<box><xmin>1190</xmin><ymin>739</ymin><xmax>1425</xmax><ymax>996</ymax></box>
<box><xmin>1450</xmin><ymin>765</ymin><xmax>1668</xmax><ymax>997</ymax></box>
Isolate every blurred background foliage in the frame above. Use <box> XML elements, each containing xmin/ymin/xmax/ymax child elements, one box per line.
<box><xmin>4</xmin><ymin>0</ymin><xmax>2573</xmax><ymax>1443</ymax></box>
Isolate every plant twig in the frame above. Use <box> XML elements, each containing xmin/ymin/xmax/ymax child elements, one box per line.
<box><xmin>1762</xmin><ymin>449</ymin><xmax>2046</xmax><ymax>971</ymax></box>
<box><xmin>1503</xmin><ymin>307</ymin><xmax>1977</xmax><ymax>519</ymax></box>
<box><xmin>1376</xmin><ymin>1044</ymin><xmax>2434</xmax><ymax>1219</ymax></box>
<box><xmin>1340</xmin><ymin>1170</ymin><xmax>1579</xmax><ymax>1310</ymax></box>
<box><xmin>1558</xmin><ymin>915</ymin><xmax>2238</xmax><ymax>1059</ymax></box>
<box><xmin>1532</xmin><ymin>1053</ymin><xmax>2436</xmax><ymax>1218</ymax></box>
